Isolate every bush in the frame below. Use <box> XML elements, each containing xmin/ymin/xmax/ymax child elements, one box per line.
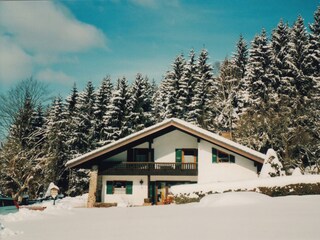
<box><xmin>258</xmin><ymin>183</ymin><xmax>320</xmax><ymax>197</ymax></box>
<box><xmin>174</xmin><ymin>194</ymin><xmax>200</xmax><ymax>204</ymax></box>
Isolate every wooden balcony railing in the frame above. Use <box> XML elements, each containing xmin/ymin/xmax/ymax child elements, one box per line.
<box><xmin>100</xmin><ymin>162</ymin><xmax>198</xmax><ymax>176</ymax></box>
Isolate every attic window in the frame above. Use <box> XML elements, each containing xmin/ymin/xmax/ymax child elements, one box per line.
<box><xmin>212</xmin><ymin>148</ymin><xmax>235</xmax><ymax>163</ymax></box>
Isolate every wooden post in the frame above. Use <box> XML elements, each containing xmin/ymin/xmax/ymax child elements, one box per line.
<box><xmin>87</xmin><ymin>165</ymin><xmax>98</xmax><ymax>208</ymax></box>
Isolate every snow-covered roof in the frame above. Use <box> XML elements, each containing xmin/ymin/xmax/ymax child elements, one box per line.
<box><xmin>66</xmin><ymin>118</ymin><xmax>266</xmax><ymax>168</ymax></box>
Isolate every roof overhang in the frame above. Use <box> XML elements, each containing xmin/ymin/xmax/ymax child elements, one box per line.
<box><xmin>66</xmin><ymin>118</ymin><xmax>266</xmax><ymax>168</ymax></box>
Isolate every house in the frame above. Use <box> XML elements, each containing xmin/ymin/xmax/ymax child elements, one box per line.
<box><xmin>66</xmin><ymin>118</ymin><xmax>266</xmax><ymax>206</ymax></box>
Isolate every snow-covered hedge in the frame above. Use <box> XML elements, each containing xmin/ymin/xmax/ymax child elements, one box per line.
<box><xmin>174</xmin><ymin>182</ymin><xmax>320</xmax><ymax>204</ymax></box>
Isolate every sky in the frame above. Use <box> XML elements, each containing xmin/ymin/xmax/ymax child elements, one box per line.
<box><xmin>0</xmin><ymin>0</ymin><xmax>319</xmax><ymax>97</ymax></box>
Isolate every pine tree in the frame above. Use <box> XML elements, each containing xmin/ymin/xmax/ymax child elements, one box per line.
<box><xmin>183</xmin><ymin>49</ymin><xmax>198</xmax><ymax>119</ymax></box>
<box><xmin>103</xmin><ymin>77</ymin><xmax>130</xmax><ymax>142</ymax></box>
<box><xmin>308</xmin><ymin>6</ymin><xmax>320</xmax><ymax>76</ymax></box>
<box><xmin>215</xmin><ymin>59</ymin><xmax>238</xmax><ymax>133</ymax></box>
<box><xmin>246</xmin><ymin>30</ymin><xmax>276</xmax><ymax>108</ymax></box>
<box><xmin>62</xmin><ymin>84</ymin><xmax>90</xmax><ymax>196</ymax></box>
<box><xmin>163</xmin><ymin>54</ymin><xmax>187</xmax><ymax>119</ymax></box>
<box><xmin>94</xmin><ymin>76</ymin><xmax>113</xmax><ymax>146</ymax></box>
<box><xmin>235</xmin><ymin>30</ymin><xmax>278</xmax><ymax>154</ymax></box>
<box><xmin>76</xmin><ymin>81</ymin><xmax>97</xmax><ymax>153</ymax></box>
<box><xmin>153</xmin><ymin>78</ymin><xmax>170</xmax><ymax>122</ymax></box>
<box><xmin>233</xmin><ymin>35</ymin><xmax>248</xmax><ymax>79</ymax></box>
<box><xmin>43</xmin><ymin>96</ymin><xmax>69</xmax><ymax>192</ymax></box>
<box><xmin>65</xmin><ymin>83</ymin><xmax>81</xmax><ymax>157</ymax></box>
<box><xmin>288</xmin><ymin>16</ymin><xmax>313</xmax><ymax>98</ymax></box>
<box><xmin>216</xmin><ymin>36</ymin><xmax>249</xmax><ymax>134</ymax></box>
<box><xmin>270</xmin><ymin>19</ymin><xmax>295</xmax><ymax>108</ymax></box>
<box><xmin>127</xmin><ymin>74</ymin><xmax>154</xmax><ymax>133</ymax></box>
<box><xmin>188</xmin><ymin>49</ymin><xmax>217</xmax><ymax>129</ymax></box>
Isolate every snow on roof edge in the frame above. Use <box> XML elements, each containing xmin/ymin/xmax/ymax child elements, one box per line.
<box><xmin>66</xmin><ymin>118</ymin><xmax>266</xmax><ymax>168</ymax></box>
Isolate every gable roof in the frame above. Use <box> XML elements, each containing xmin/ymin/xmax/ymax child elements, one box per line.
<box><xmin>66</xmin><ymin>118</ymin><xmax>266</xmax><ymax>168</ymax></box>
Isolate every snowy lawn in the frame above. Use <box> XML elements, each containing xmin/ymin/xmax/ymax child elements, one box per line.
<box><xmin>1</xmin><ymin>191</ymin><xmax>320</xmax><ymax>240</ymax></box>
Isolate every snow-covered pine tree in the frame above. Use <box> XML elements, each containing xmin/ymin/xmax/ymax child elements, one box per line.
<box><xmin>246</xmin><ymin>30</ymin><xmax>276</xmax><ymax>108</ymax></box>
<box><xmin>308</xmin><ymin>6</ymin><xmax>320</xmax><ymax>76</ymax></box>
<box><xmin>282</xmin><ymin>15</ymin><xmax>320</xmax><ymax>170</ymax></box>
<box><xmin>127</xmin><ymin>73</ymin><xmax>154</xmax><ymax>133</ymax></box>
<box><xmin>153</xmin><ymin>77</ymin><xmax>170</xmax><ymax>122</ymax></box>
<box><xmin>308</xmin><ymin>6</ymin><xmax>320</xmax><ymax>172</ymax></box>
<box><xmin>184</xmin><ymin>49</ymin><xmax>198</xmax><ymax>121</ymax></box>
<box><xmin>75</xmin><ymin>81</ymin><xmax>97</xmax><ymax>153</ymax></box>
<box><xmin>43</xmin><ymin>96</ymin><xmax>69</xmax><ymax>192</ymax></box>
<box><xmin>233</xmin><ymin>35</ymin><xmax>248</xmax><ymax>79</ymax></box>
<box><xmin>103</xmin><ymin>77</ymin><xmax>130</xmax><ymax>142</ymax></box>
<box><xmin>62</xmin><ymin>84</ymin><xmax>90</xmax><ymax>196</ymax></box>
<box><xmin>235</xmin><ymin>30</ymin><xmax>278</xmax><ymax>154</ymax></box>
<box><xmin>270</xmin><ymin>19</ymin><xmax>296</xmax><ymax>109</ymax></box>
<box><xmin>187</xmin><ymin>49</ymin><xmax>217</xmax><ymax>130</ymax></box>
<box><xmin>215</xmin><ymin>59</ymin><xmax>238</xmax><ymax>134</ymax></box>
<box><xmin>164</xmin><ymin>54</ymin><xmax>187</xmax><ymax>119</ymax></box>
<box><xmin>215</xmin><ymin>36</ymin><xmax>249</xmax><ymax>135</ymax></box>
<box><xmin>64</xmin><ymin>83</ymin><xmax>81</xmax><ymax>157</ymax></box>
<box><xmin>93</xmin><ymin>76</ymin><xmax>113</xmax><ymax>147</ymax></box>
<box><xmin>288</xmin><ymin>16</ymin><xmax>313</xmax><ymax>99</ymax></box>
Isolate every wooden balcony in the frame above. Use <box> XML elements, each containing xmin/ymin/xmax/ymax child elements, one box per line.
<box><xmin>100</xmin><ymin>162</ymin><xmax>198</xmax><ymax>176</ymax></box>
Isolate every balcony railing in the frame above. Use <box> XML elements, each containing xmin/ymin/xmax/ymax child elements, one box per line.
<box><xmin>100</xmin><ymin>162</ymin><xmax>198</xmax><ymax>176</ymax></box>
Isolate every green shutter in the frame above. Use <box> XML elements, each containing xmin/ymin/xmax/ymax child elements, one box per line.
<box><xmin>230</xmin><ymin>155</ymin><xmax>235</xmax><ymax>163</ymax></box>
<box><xmin>212</xmin><ymin>148</ymin><xmax>217</xmax><ymax>163</ymax></box>
<box><xmin>176</xmin><ymin>149</ymin><xmax>182</xmax><ymax>163</ymax></box>
<box><xmin>126</xmin><ymin>181</ymin><xmax>133</xmax><ymax>195</ymax></box>
<box><xmin>106</xmin><ymin>181</ymin><xmax>113</xmax><ymax>194</ymax></box>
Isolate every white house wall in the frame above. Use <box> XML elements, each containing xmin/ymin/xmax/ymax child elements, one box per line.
<box><xmin>198</xmin><ymin>140</ymin><xmax>258</xmax><ymax>183</ymax></box>
<box><xmin>153</xmin><ymin>130</ymin><xmax>198</xmax><ymax>163</ymax></box>
<box><xmin>101</xmin><ymin>175</ymin><xmax>148</xmax><ymax>206</ymax></box>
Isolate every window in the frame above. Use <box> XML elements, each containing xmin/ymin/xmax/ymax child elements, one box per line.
<box><xmin>128</xmin><ymin>148</ymin><xmax>154</xmax><ymax>162</ymax></box>
<box><xmin>212</xmin><ymin>148</ymin><xmax>235</xmax><ymax>163</ymax></box>
<box><xmin>106</xmin><ymin>181</ymin><xmax>133</xmax><ymax>195</ymax></box>
<box><xmin>175</xmin><ymin>149</ymin><xmax>198</xmax><ymax>163</ymax></box>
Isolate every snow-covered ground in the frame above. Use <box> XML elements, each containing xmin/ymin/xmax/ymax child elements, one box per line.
<box><xmin>1</xmin><ymin>176</ymin><xmax>320</xmax><ymax>240</ymax></box>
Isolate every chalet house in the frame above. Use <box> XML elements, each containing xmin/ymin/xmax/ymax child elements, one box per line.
<box><xmin>66</xmin><ymin>118</ymin><xmax>266</xmax><ymax>206</ymax></box>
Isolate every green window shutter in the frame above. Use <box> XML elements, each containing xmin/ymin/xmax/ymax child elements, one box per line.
<box><xmin>176</xmin><ymin>149</ymin><xmax>182</xmax><ymax>163</ymax></box>
<box><xmin>230</xmin><ymin>155</ymin><xmax>235</xmax><ymax>163</ymax></box>
<box><xmin>106</xmin><ymin>181</ymin><xmax>113</xmax><ymax>194</ymax></box>
<box><xmin>212</xmin><ymin>148</ymin><xmax>217</xmax><ymax>163</ymax></box>
<box><xmin>126</xmin><ymin>181</ymin><xmax>133</xmax><ymax>195</ymax></box>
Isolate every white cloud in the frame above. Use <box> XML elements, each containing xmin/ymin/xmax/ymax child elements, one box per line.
<box><xmin>0</xmin><ymin>1</ymin><xmax>106</xmax><ymax>54</ymax></box>
<box><xmin>36</xmin><ymin>68</ymin><xmax>75</xmax><ymax>84</ymax></box>
<box><xmin>0</xmin><ymin>36</ymin><xmax>33</xmax><ymax>83</ymax></box>
<box><xmin>0</xmin><ymin>1</ymin><xmax>107</xmax><ymax>84</ymax></box>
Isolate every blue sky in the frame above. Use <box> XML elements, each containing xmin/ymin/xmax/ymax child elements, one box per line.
<box><xmin>0</xmin><ymin>0</ymin><xmax>318</xmax><ymax>97</ymax></box>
